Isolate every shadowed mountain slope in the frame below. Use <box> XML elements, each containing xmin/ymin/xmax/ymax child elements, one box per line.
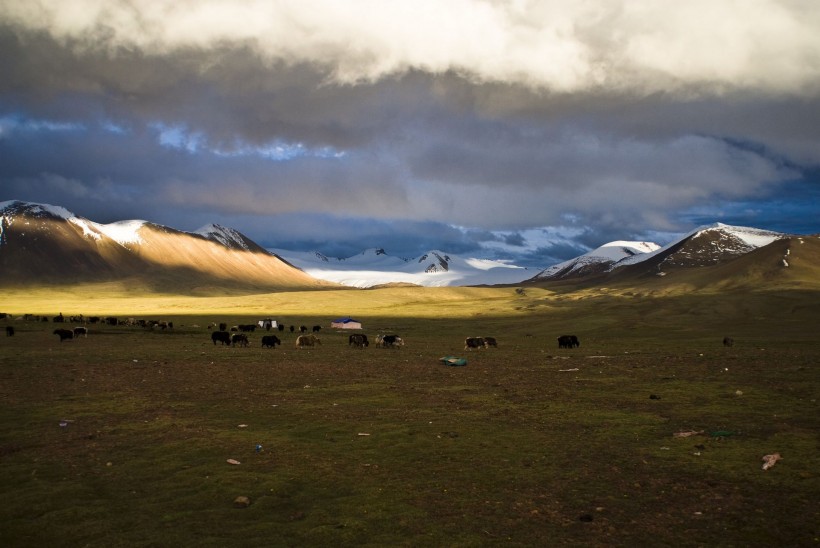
<box><xmin>0</xmin><ymin>201</ymin><xmax>337</xmax><ymax>292</ymax></box>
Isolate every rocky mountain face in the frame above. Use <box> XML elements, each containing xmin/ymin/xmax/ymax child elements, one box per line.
<box><xmin>194</xmin><ymin>224</ymin><xmax>264</xmax><ymax>252</ymax></box>
<box><xmin>418</xmin><ymin>252</ymin><xmax>450</xmax><ymax>273</ymax></box>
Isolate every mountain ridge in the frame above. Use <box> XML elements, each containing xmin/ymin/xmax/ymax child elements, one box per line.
<box><xmin>528</xmin><ymin>223</ymin><xmax>788</xmax><ymax>283</ymax></box>
<box><xmin>0</xmin><ymin>200</ymin><xmax>335</xmax><ymax>292</ymax></box>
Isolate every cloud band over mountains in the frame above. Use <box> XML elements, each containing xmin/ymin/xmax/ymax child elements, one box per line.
<box><xmin>1</xmin><ymin>1</ymin><xmax>819</xmax><ymax>265</ymax></box>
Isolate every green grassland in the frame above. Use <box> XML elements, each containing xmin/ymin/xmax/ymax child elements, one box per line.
<box><xmin>1</xmin><ymin>284</ymin><xmax>818</xmax><ymax>547</ymax></box>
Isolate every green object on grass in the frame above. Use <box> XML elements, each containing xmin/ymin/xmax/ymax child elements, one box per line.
<box><xmin>439</xmin><ymin>356</ymin><xmax>467</xmax><ymax>366</ymax></box>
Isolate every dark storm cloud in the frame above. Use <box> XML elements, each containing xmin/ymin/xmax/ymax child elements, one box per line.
<box><xmin>243</xmin><ymin>213</ymin><xmax>483</xmax><ymax>260</ymax></box>
<box><xmin>679</xmin><ymin>177</ymin><xmax>820</xmax><ymax>235</ymax></box>
<box><xmin>1</xmin><ymin>1</ymin><xmax>819</xmax><ymax>268</ymax></box>
<box><xmin>523</xmin><ymin>242</ymin><xmax>591</xmax><ymax>266</ymax></box>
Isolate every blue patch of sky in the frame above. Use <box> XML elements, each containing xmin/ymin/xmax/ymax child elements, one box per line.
<box><xmin>150</xmin><ymin>122</ymin><xmax>204</xmax><ymax>153</ymax></box>
<box><xmin>100</xmin><ymin>120</ymin><xmax>128</xmax><ymax>134</ymax></box>
<box><xmin>0</xmin><ymin>114</ymin><xmax>85</xmax><ymax>136</ymax></box>
<box><xmin>213</xmin><ymin>141</ymin><xmax>345</xmax><ymax>161</ymax></box>
<box><xmin>149</xmin><ymin>121</ymin><xmax>345</xmax><ymax>161</ymax></box>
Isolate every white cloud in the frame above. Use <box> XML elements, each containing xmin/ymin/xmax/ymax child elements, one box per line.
<box><xmin>3</xmin><ymin>0</ymin><xmax>819</xmax><ymax>95</ymax></box>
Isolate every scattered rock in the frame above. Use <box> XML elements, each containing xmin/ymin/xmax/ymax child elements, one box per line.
<box><xmin>649</xmin><ymin>394</ymin><xmax>661</xmax><ymax>400</ymax></box>
<box><xmin>673</xmin><ymin>430</ymin><xmax>703</xmax><ymax>438</ymax></box>
<box><xmin>762</xmin><ymin>453</ymin><xmax>782</xmax><ymax>471</ymax></box>
<box><xmin>233</xmin><ymin>496</ymin><xmax>251</xmax><ymax>508</ymax></box>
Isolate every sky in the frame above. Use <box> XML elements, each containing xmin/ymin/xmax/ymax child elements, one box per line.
<box><xmin>1</xmin><ymin>0</ymin><xmax>819</xmax><ymax>268</ymax></box>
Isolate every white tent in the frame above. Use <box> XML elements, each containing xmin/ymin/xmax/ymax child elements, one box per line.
<box><xmin>331</xmin><ymin>317</ymin><xmax>362</xmax><ymax>329</ymax></box>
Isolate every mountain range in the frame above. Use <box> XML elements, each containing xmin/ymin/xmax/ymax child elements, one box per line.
<box><xmin>1</xmin><ymin>200</ymin><xmax>818</xmax><ymax>292</ymax></box>
<box><xmin>269</xmin><ymin>248</ymin><xmax>532</xmax><ymax>287</ymax></box>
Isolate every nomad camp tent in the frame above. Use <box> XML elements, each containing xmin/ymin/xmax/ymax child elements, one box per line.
<box><xmin>331</xmin><ymin>317</ymin><xmax>362</xmax><ymax>329</ymax></box>
<box><xmin>258</xmin><ymin>318</ymin><xmax>278</xmax><ymax>330</ymax></box>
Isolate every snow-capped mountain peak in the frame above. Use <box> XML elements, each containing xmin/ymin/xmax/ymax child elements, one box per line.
<box><xmin>0</xmin><ymin>200</ymin><xmax>74</xmax><ymax>221</ymax></box>
<box><xmin>696</xmin><ymin>222</ymin><xmax>783</xmax><ymax>248</ymax></box>
<box><xmin>269</xmin><ymin>247</ymin><xmax>529</xmax><ymax>287</ymax></box>
<box><xmin>531</xmin><ymin>223</ymin><xmax>788</xmax><ymax>282</ymax></box>
<box><xmin>615</xmin><ymin>223</ymin><xmax>786</xmax><ymax>270</ymax></box>
<box><xmin>417</xmin><ymin>251</ymin><xmax>450</xmax><ymax>273</ymax></box>
<box><xmin>532</xmin><ymin>241</ymin><xmax>659</xmax><ymax>280</ymax></box>
<box><xmin>194</xmin><ymin>223</ymin><xmax>252</xmax><ymax>251</ymax></box>
<box><xmin>90</xmin><ymin>220</ymin><xmax>146</xmax><ymax>245</ymax></box>
<box><xmin>0</xmin><ymin>200</ymin><xmax>146</xmax><ymax>246</ymax></box>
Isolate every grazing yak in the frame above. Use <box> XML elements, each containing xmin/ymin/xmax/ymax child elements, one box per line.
<box><xmin>376</xmin><ymin>334</ymin><xmax>404</xmax><ymax>348</ymax></box>
<box><xmin>349</xmin><ymin>334</ymin><xmax>369</xmax><ymax>348</ymax></box>
<box><xmin>295</xmin><ymin>334</ymin><xmax>321</xmax><ymax>348</ymax></box>
<box><xmin>53</xmin><ymin>328</ymin><xmax>74</xmax><ymax>342</ymax></box>
<box><xmin>6</xmin><ymin>326</ymin><xmax>14</xmax><ymax>337</ymax></box>
<box><xmin>211</xmin><ymin>331</ymin><xmax>231</xmax><ymax>346</ymax></box>
<box><xmin>723</xmin><ymin>337</ymin><xmax>734</xmax><ymax>347</ymax></box>
<box><xmin>464</xmin><ymin>337</ymin><xmax>487</xmax><ymax>350</ymax></box>
<box><xmin>558</xmin><ymin>335</ymin><xmax>580</xmax><ymax>349</ymax></box>
<box><xmin>73</xmin><ymin>327</ymin><xmax>88</xmax><ymax>338</ymax></box>
<box><xmin>312</xmin><ymin>325</ymin><xmax>322</xmax><ymax>333</ymax></box>
<box><xmin>261</xmin><ymin>335</ymin><xmax>282</xmax><ymax>348</ymax></box>
<box><xmin>231</xmin><ymin>333</ymin><xmax>250</xmax><ymax>347</ymax></box>
<box><xmin>483</xmin><ymin>336</ymin><xmax>498</xmax><ymax>348</ymax></box>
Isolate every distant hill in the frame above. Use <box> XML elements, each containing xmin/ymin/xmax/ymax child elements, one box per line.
<box><xmin>0</xmin><ymin>200</ymin><xmax>336</xmax><ymax>292</ymax></box>
<box><xmin>530</xmin><ymin>224</ymin><xmax>787</xmax><ymax>282</ymax></box>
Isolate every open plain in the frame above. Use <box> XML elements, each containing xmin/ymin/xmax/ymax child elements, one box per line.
<box><xmin>1</xmin><ymin>284</ymin><xmax>818</xmax><ymax>547</ymax></box>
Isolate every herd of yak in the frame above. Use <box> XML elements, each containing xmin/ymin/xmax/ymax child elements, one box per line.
<box><xmin>208</xmin><ymin>330</ymin><xmax>410</xmax><ymax>349</ymax></box>
<box><xmin>1</xmin><ymin>313</ymin><xmax>581</xmax><ymax>350</ymax></box>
